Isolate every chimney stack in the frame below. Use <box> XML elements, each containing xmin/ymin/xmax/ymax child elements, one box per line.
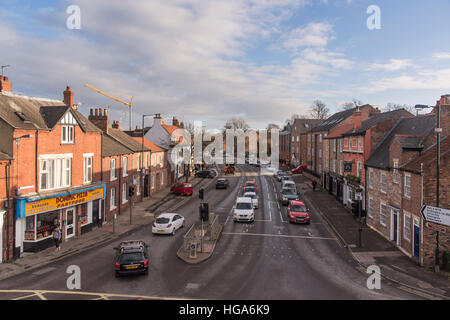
<box><xmin>64</xmin><ymin>86</ymin><xmax>74</xmax><ymax>107</ymax></box>
<box><xmin>88</xmin><ymin>107</ymin><xmax>109</xmax><ymax>133</ymax></box>
<box><xmin>0</xmin><ymin>76</ymin><xmax>12</xmax><ymax>93</ymax></box>
<box><xmin>439</xmin><ymin>95</ymin><xmax>450</xmax><ymax>136</ymax></box>
<box><xmin>172</xmin><ymin>116</ymin><xmax>179</xmax><ymax>127</ymax></box>
<box><xmin>153</xmin><ymin>114</ymin><xmax>162</xmax><ymax>127</ymax></box>
<box><xmin>370</xmin><ymin>107</ymin><xmax>380</xmax><ymax>115</ymax></box>
<box><xmin>112</xmin><ymin>120</ymin><xmax>120</xmax><ymax>129</ymax></box>
<box><xmin>353</xmin><ymin>107</ymin><xmax>362</xmax><ymax>131</ymax></box>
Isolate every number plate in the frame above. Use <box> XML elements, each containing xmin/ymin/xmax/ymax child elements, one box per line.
<box><xmin>126</xmin><ymin>265</ymin><xmax>139</xmax><ymax>270</ymax></box>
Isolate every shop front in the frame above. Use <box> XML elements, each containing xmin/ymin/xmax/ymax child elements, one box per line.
<box><xmin>15</xmin><ymin>183</ymin><xmax>106</xmax><ymax>253</ymax></box>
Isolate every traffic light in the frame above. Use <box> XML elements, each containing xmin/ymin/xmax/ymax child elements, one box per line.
<box><xmin>199</xmin><ymin>202</ymin><xmax>209</xmax><ymax>221</ymax></box>
<box><xmin>129</xmin><ymin>185</ymin><xmax>135</xmax><ymax>197</ymax></box>
<box><xmin>199</xmin><ymin>188</ymin><xmax>204</xmax><ymax>200</ymax></box>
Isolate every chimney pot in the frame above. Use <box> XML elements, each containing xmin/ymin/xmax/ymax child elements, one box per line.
<box><xmin>63</xmin><ymin>85</ymin><xmax>74</xmax><ymax>107</ymax></box>
<box><xmin>0</xmin><ymin>75</ymin><xmax>12</xmax><ymax>92</ymax></box>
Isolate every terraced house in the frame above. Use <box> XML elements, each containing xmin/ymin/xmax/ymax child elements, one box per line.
<box><xmin>0</xmin><ymin>79</ymin><xmax>105</xmax><ymax>257</ymax></box>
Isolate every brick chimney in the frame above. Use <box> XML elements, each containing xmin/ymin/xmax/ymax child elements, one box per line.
<box><xmin>370</xmin><ymin>107</ymin><xmax>381</xmax><ymax>115</ymax></box>
<box><xmin>172</xmin><ymin>116</ymin><xmax>179</xmax><ymax>127</ymax></box>
<box><xmin>353</xmin><ymin>107</ymin><xmax>362</xmax><ymax>131</ymax></box>
<box><xmin>0</xmin><ymin>76</ymin><xmax>12</xmax><ymax>92</ymax></box>
<box><xmin>112</xmin><ymin>120</ymin><xmax>120</xmax><ymax>129</ymax></box>
<box><xmin>438</xmin><ymin>95</ymin><xmax>450</xmax><ymax>136</ymax></box>
<box><xmin>153</xmin><ymin>114</ymin><xmax>162</xmax><ymax>127</ymax></box>
<box><xmin>64</xmin><ymin>86</ymin><xmax>74</xmax><ymax>107</ymax></box>
<box><xmin>88</xmin><ymin>108</ymin><xmax>109</xmax><ymax>133</ymax></box>
<box><xmin>180</xmin><ymin>121</ymin><xmax>185</xmax><ymax>129</ymax></box>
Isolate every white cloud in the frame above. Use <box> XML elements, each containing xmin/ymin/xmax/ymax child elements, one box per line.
<box><xmin>282</xmin><ymin>22</ymin><xmax>334</xmax><ymax>52</ymax></box>
<box><xmin>367</xmin><ymin>59</ymin><xmax>413</xmax><ymax>71</ymax></box>
<box><xmin>432</xmin><ymin>52</ymin><xmax>450</xmax><ymax>60</ymax></box>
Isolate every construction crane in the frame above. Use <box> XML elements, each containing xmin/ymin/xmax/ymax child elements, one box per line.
<box><xmin>85</xmin><ymin>83</ymin><xmax>134</xmax><ymax>130</ymax></box>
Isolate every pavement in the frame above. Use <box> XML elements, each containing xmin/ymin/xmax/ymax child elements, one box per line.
<box><xmin>0</xmin><ymin>174</ymin><xmax>216</xmax><ymax>281</ymax></box>
<box><xmin>294</xmin><ymin>171</ymin><xmax>450</xmax><ymax>300</ymax></box>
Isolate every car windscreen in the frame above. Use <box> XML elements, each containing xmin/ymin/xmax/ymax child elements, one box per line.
<box><xmin>184</xmin><ymin>184</ymin><xmax>192</xmax><ymax>188</ymax></box>
<box><xmin>119</xmin><ymin>252</ymin><xmax>144</xmax><ymax>264</ymax></box>
<box><xmin>282</xmin><ymin>189</ymin><xmax>296</xmax><ymax>195</ymax></box>
<box><xmin>236</xmin><ymin>202</ymin><xmax>252</xmax><ymax>209</ymax></box>
<box><xmin>290</xmin><ymin>205</ymin><xmax>307</xmax><ymax>212</ymax></box>
<box><xmin>156</xmin><ymin>217</ymin><xmax>170</xmax><ymax>224</ymax></box>
<box><xmin>245</xmin><ymin>188</ymin><xmax>256</xmax><ymax>193</ymax></box>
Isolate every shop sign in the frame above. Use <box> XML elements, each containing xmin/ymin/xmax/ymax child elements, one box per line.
<box><xmin>25</xmin><ymin>187</ymin><xmax>104</xmax><ymax>216</ymax></box>
<box><xmin>344</xmin><ymin>162</ymin><xmax>353</xmax><ymax>172</ymax></box>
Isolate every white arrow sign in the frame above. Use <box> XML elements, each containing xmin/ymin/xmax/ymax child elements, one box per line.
<box><xmin>421</xmin><ymin>205</ymin><xmax>450</xmax><ymax>227</ymax></box>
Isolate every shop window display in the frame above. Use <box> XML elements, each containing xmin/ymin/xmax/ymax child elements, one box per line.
<box><xmin>25</xmin><ymin>216</ymin><xmax>35</xmax><ymax>240</ymax></box>
<box><xmin>80</xmin><ymin>203</ymin><xmax>88</xmax><ymax>225</ymax></box>
<box><xmin>36</xmin><ymin>211</ymin><xmax>60</xmax><ymax>240</ymax></box>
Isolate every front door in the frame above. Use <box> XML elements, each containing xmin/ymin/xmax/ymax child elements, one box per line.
<box><xmin>92</xmin><ymin>200</ymin><xmax>99</xmax><ymax>226</ymax></box>
<box><xmin>413</xmin><ymin>219</ymin><xmax>420</xmax><ymax>259</ymax></box>
<box><xmin>391</xmin><ymin>208</ymin><xmax>399</xmax><ymax>245</ymax></box>
<box><xmin>65</xmin><ymin>207</ymin><xmax>75</xmax><ymax>239</ymax></box>
<box><xmin>144</xmin><ymin>175</ymin><xmax>149</xmax><ymax>197</ymax></box>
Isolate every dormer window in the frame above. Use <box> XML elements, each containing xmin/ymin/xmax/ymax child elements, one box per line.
<box><xmin>61</xmin><ymin>125</ymin><xmax>74</xmax><ymax>144</ymax></box>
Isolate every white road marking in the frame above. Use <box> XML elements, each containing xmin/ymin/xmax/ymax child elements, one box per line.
<box><xmin>222</xmin><ymin>232</ymin><xmax>336</xmax><ymax>241</ymax></box>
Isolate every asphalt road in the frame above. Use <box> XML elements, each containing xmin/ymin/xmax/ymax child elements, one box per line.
<box><xmin>0</xmin><ymin>165</ymin><xmax>420</xmax><ymax>300</ymax></box>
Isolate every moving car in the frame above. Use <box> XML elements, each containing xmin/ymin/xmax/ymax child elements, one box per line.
<box><xmin>280</xmin><ymin>188</ymin><xmax>300</xmax><ymax>205</ymax></box>
<box><xmin>243</xmin><ymin>186</ymin><xmax>257</xmax><ymax>194</ymax></box>
<box><xmin>280</xmin><ymin>175</ymin><xmax>293</xmax><ymax>182</ymax></box>
<box><xmin>276</xmin><ymin>170</ymin><xmax>288</xmax><ymax>181</ymax></box>
<box><xmin>114</xmin><ymin>240</ymin><xmax>149</xmax><ymax>277</ymax></box>
<box><xmin>152</xmin><ymin>213</ymin><xmax>185</xmax><ymax>235</ymax></box>
<box><xmin>244</xmin><ymin>181</ymin><xmax>257</xmax><ymax>191</ymax></box>
<box><xmin>243</xmin><ymin>191</ymin><xmax>258</xmax><ymax>209</ymax></box>
<box><xmin>170</xmin><ymin>182</ymin><xmax>193</xmax><ymax>196</ymax></box>
<box><xmin>195</xmin><ymin>170</ymin><xmax>215</xmax><ymax>178</ymax></box>
<box><xmin>292</xmin><ymin>164</ymin><xmax>307</xmax><ymax>174</ymax></box>
<box><xmin>282</xmin><ymin>180</ymin><xmax>297</xmax><ymax>192</ymax></box>
<box><xmin>216</xmin><ymin>178</ymin><xmax>229</xmax><ymax>189</ymax></box>
<box><xmin>233</xmin><ymin>197</ymin><xmax>254</xmax><ymax>222</ymax></box>
<box><xmin>287</xmin><ymin>200</ymin><xmax>310</xmax><ymax>224</ymax></box>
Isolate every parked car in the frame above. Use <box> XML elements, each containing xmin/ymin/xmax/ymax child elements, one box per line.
<box><xmin>170</xmin><ymin>182</ymin><xmax>193</xmax><ymax>196</ymax></box>
<box><xmin>244</xmin><ymin>191</ymin><xmax>258</xmax><ymax>209</ymax></box>
<box><xmin>195</xmin><ymin>170</ymin><xmax>215</xmax><ymax>178</ymax></box>
<box><xmin>280</xmin><ymin>188</ymin><xmax>300</xmax><ymax>206</ymax></box>
<box><xmin>287</xmin><ymin>200</ymin><xmax>310</xmax><ymax>224</ymax></box>
<box><xmin>114</xmin><ymin>240</ymin><xmax>149</xmax><ymax>277</ymax></box>
<box><xmin>233</xmin><ymin>197</ymin><xmax>254</xmax><ymax>222</ymax></box>
<box><xmin>152</xmin><ymin>213</ymin><xmax>185</xmax><ymax>235</ymax></box>
<box><xmin>216</xmin><ymin>178</ymin><xmax>229</xmax><ymax>189</ymax></box>
<box><xmin>277</xmin><ymin>171</ymin><xmax>288</xmax><ymax>181</ymax></box>
<box><xmin>292</xmin><ymin>164</ymin><xmax>307</xmax><ymax>174</ymax></box>
<box><xmin>209</xmin><ymin>168</ymin><xmax>219</xmax><ymax>177</ymax></box>
<box><xmin>244</xmin><ymin>181</ymin><xmax>257</xmax><ymax>191</ymax></box>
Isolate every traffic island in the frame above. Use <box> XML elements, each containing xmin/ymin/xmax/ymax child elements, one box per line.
<box><xmin>177</xmin><ymin>218</ymin><xmax>223</xmax><ymax>264</ymax></box>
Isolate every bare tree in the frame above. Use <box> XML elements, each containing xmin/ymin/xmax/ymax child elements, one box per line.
<box><xmin>384</xmin><ymin>103</ymin><xmax>415</xmax><ymax>114</ymax></box>
<box><xmin>341</xmin><ymin>99</ymin><xmax>363</xmax><ymax>110</ymax></box>
<box><xmin>224</xmin><ymin>117</ymin><xmax>249</xmax><ymax>131</ymax></box>
<box><xmin>309</xmin><ymin>100</ymin><xmax>329</xmax><ymax>120</ymax></box>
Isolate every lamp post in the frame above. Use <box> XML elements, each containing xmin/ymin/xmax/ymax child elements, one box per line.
<box><xmin>415</xmin><ymin>104</ymin><xmax>441</xmax><ymax>272</ymax></box>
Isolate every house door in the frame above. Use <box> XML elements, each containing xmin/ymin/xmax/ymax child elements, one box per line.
<box><xmin>413</xmin><ymin>219</ymin><xmax>420</xmax><ymax>259</ymax></box>
<box><xmin>92</xmin><ymin>200</ymin><xmax>99</xmax><ymax>226</ymax></box>
<box><xmin>391</xmin><ymin>208</ymin><xmax>399</xmax><ymax>245</ymax></box>
<box><xmin>65</xmin><ymin>207</ymin><xmax>76</xmax><ymax>239</ymax></box>
<box><xmin>144</xmin><ymin>175</ymin><xmax>149</xmax><ymax>197</ymax></box>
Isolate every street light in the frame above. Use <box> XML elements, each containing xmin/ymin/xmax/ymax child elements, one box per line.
<box><xmin>415</xmin><ymin>103</ymin><xmax>441</xmax><ymax>272</ymax></box>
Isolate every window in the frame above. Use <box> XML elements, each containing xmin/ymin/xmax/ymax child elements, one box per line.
<box><xmin>39</xmin><ymin>157</ymin><xmax>71</xmax><ymax>191</ymax></box>
<box><xmin>358</xmin><ymin>136</ymin><xmax>362</xmax><ymax>151</ymax></box>
<box><xmin>393</xmin><ymin>160</ymin><xmax>399</xmax><ymax>184</ymax></box>
<box><xmin>297</xmin><ymin>136</ymin><xmax>299</xmax><ymax>142</ymax></box>
<box><xmin>84</xmin><ymin>156</ymin><xmax>93</xmax><ymax>183</ymax></box>
<box><xmin>368</xmin><ymin>198</ymin><xmax>374</xmax><ymax>218</ymax></box>
<box><xmin>123</xmin><ymin>157</ymin><xmax>128</xmax><ymax>177</ymax></box>
<box><xmin>340</xmin><ymin>139</ymin><xmax>343</xmax><ymax>152</ymax></box>
<box><xmin>61</xmin><ymin>125</ymin><xmax>74</xmax><ymax>144</ymax></box>
<box><xmin>110</xmin><ymin>159</ymin><xmax>116</xmax><ymax>181</ymax></box>
<box><xmin>357</xmin><ymin>162</ymin><xmax>362</xmax><ymax>177</ymax></box>
<box><xmin>319</xmin><ymin>134</ymin><xmax>322</xmax><ymax>142</ymax></box>
<box><xmin>349</xmin><ymin>136</ymin><xmax>353</xmax><ymax>150</ymax></box>
<box><xmin>340</xmin><ymin>160</ymin><xmax>343</xmax><ymax>175</ymax></box>
<box><xmin>136</xmin><ymin>177</ymin><xmax>140</xmax><ymax>195</ymax></box>
<box><xmin>152</xmin><ymin>175</ymin><xmax>155</xmax><ymax>189</ymax></box>
<box><xmin>122</xmin><ymin>183</ymin><xmax>127</xmax><ymax>203</ymax></box>
<box><xmin>333</xmin><ymin>139</ymin><xmax>336</xmax><ymax>153</ymax></box>
<box><xmin>332</xmin><ymin>159</ymin><xmax>336</xmax><ymax>172</ymax></box>
<box><xmin>161</xmin><ymin>171</ymin><xmax>164</xmax><ymax>185</ymax></box>
<box><xmin>318</xmin><ymin>164</ymin><xmax>322</xmax><ymax>173</ymax></box>
<box><xmin>145</xmin><ymin>153</ymin><xmax>148</xmax><ymax>169</ymax></box>
<box><xmin>292</xmin><ymin>136</ymin><xmax>294</xmax><ymax>142</ymax></box>
<box><xmin>368</xmin><ymin>169</ymin><xmax>373</xmax><ymax>189</ymax></box>
<box><xmin>404</xmin><ymin>213</ymin><xmax>411</xmax><ymax>241</ymax></box>
<box><xmin>137</xmin><ymin>154</ymin><xmax>141</xmax><ymax>172</ymax></box>
<box><xmin>380</xmin><ymin>203</ymin><xmax>387</xmax><ymax>226</ymax></box>
<box><xmin>326</xmin><ymin>140</ymin><xmax>329</xmax><ymax>152</ymax></box>
<box><xmin>380</xmin><ymin>173</ymin><xmax>387</xmax><ymax>194</ymax></box>
<box><xmin>319</xmin><ymin>148</ymin><xmax>322</xmax><ymax>158</ymax></box>
<box><xmin>110</xmin><ymin>188</ymin><xmax>116</xmax><ymax>210</ymax></box>
<box><xmin>404</xmin><ymin>174</ymin><xmax>411</xmax><ymax>199</ymax></box>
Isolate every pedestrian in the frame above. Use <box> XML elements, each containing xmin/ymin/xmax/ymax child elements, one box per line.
<box><xmin>53</xmin><ymin>225</ymin><xmax>61</xmax><ymax>252</ymax></box>
<box><xmin>312</xmin><ymin>180</ymin><xmax>317</xmax><ymax>191</ymax></box>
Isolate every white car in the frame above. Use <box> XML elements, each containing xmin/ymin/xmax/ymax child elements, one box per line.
<box><xmin>233</xmin><ymin>197</ymin><xmax>255</xmax><ymax>222</ymax></box>
<box><xmin>282</xmin><ymin>180</ymin><xmax>296</xmax><ymax>191</ymax></box>
<box><xmin>244</xmin><ymin>192</ymin><xmax>258</xmax><ymax>209</ymax></box>
<box><xmin>152</xmin><ymin>213</ymin><xmax>185</xmax><ymax>235</ymax></box>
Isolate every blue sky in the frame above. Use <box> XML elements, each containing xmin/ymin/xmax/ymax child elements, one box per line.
<box><xmin>1</xmin><ymin>0</ymin><xmax>450</xmax><ymax>129</ymax></box>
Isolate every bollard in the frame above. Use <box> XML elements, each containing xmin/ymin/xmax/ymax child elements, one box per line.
<box><xmin>189</xmin><ymin>242</ymin><xmax>197</xmax><ymax>259</ymax></box>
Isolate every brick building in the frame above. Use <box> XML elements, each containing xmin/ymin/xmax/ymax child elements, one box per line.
<box><xmin>290</xmin><ymin>119</ymin><xmax>322</xmax><ymax>167</ymax></box>
<box><xmin>0</xmin><ymin>152</ymin><xmax>13</xmax><ymax>262</ymax></box>
<box><xmin>279</xmin><ymin>123</ymin><xmax>291</xmax><ymax>166</ymax></box>
<box><xmin>0</xmin><ymin>79</ymin><xmax>105</xmax><ymax>256</ymax></box>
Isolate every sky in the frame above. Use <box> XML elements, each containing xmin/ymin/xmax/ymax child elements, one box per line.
<box><xmin>1</xmin><ymin>0</ymin><xmax>450</xmax><ymax>130</ymax></box>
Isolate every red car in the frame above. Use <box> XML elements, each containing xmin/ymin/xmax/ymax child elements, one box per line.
<box><xmin>292</xmin><ymin>164</ymin><xmax>307</xmax><ymax>174</ymax></box>
<box><xmin>244</xmin><ymin>181</ymin><xmax>257</xmax><ymax>191</ymax></box>
<box><xmin>287</xmin><ymin>200</ymin><xmax>310</xmax><ymax>224</ymax></box>
<box><xmin>170</xmin><ymin>182</ymin><xmax>193</xmax><ymax>196</ymax></box>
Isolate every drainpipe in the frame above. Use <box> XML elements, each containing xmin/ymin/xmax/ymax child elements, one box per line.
<box><xmin>4</xmin><ymin>161</ymin><xmax>11</xmax><ymax>261</ymax></box>
<box><xmin>420</xmin><ymin>162</ymin><xmax>424</xmax><ymax>266</ymax></box>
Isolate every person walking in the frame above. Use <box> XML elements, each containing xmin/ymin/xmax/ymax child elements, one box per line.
<box><xmin>312</xmin><ymin>180</ymin><xmax>317</xmax><ymax>191</ymax></box>
<box><xmin>53</xmin><ymin>225</ymin><xmax>61</xmax><ymax>252</ymax></box>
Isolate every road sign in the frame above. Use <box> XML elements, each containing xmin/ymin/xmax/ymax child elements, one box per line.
<box><xmin>421</xmin><ymin>205</ymin><xmax>450</xmax><ymax>227</ymax></box>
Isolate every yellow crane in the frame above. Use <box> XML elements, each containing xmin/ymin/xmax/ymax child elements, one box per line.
<box><xmin>85</xmin><ymin>83</ymin><xmax>134</xmax><ymax>130</ymax></box>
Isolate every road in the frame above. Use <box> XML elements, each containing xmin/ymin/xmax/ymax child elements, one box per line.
<box><xmin>0</xmin><ymin>165</ymin><xmax>419</xmax><ymax>300</ymax></box>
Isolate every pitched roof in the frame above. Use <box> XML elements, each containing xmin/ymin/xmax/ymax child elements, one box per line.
<box><xmin>107</xmin><ymin>127</ymin><xmax>150</xmax><ymax>152</ymax></box>
<box><xmin>102</xmin><ymin>134</ymin><xmax>133</xmax><ymax>157</ymax></box>
<box><xmin>401</xmin><ymin>136</ymin><xmax>449</xmax><ymax>173</ymax></box>
<box><xmin>325</xmin><ymin>124</ymin><xmax>353</xmax><ymax>139</ymax></box>
<box><xmin>292</xmin><ymin>118</ymin><xmax>323</xmax><ymax>133</ymax></box>
<box><xmin>311</xmin><ymin>106</ymin><xmax>368</xmax><ymax>133</ymax></box>
<box><xmin>162</xmin><ymin>124</ymin><xmax>179</xmax><ymax>135</ymax></box>
<box><xmin>132</xmin><ymin>137</ymin><xmax>166</xmax><ymax>152</ymax></box>
<box><xmin>365</xmin><ymin>115</ymin><xmax>436</xmax><ymax>169</ymax></box>
<box><xmin>0</xmin><ymin>92</ymin><xmax>101</xmax><ymax>132</ymax></box>
<box><xmin>0</xmin><ymin>151</ymin><xmax>12</xmax><ymax>161</ymax></box>
<box><xmin>342</xmin><ymin>109</ymin><xmax>410</xmax><ymax>136</ymax></box>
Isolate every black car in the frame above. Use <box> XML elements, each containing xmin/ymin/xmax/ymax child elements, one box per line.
<box><xmin>114</xmin><ymin>240</ymin><xmax>149</xmax><ymax>277</ymax></box>
<box><xmin>280</xmin><ymin>188</ymin><xmax>300</xmax><ymax>206</ymax></box>
<box><xmin>216</xmin><ymin>178</ymin><xmax>229</xmax><ymax>189</ymax></box>
<box><xmin>195</xmin><ymin>170</ymin><xmax>215</xmax><ymax>178</ymax></box>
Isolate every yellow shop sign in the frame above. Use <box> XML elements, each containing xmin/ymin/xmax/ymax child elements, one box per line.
<box><xmin>26</xmin><ymin>187</ymin><xmax>104</xmax><ymax>216</ymax></box>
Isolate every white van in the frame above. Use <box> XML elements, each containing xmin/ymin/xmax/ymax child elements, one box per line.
<box><xmin>233</xmin><ymin>197</ymin><xmax>254</xmax><ymax>222</ymax></box>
